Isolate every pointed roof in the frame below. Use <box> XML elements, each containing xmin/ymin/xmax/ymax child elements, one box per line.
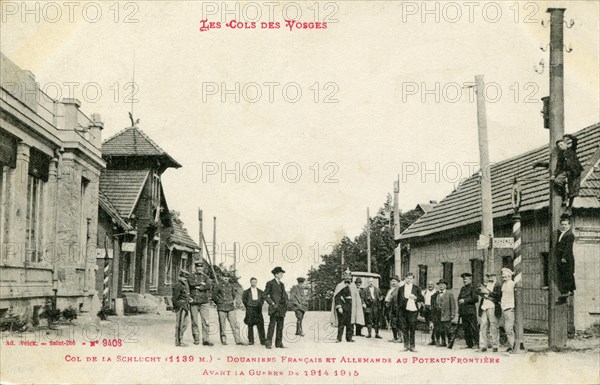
<box><xmin>102</xmin><ymin>126</ymin><xmax>181</xmax><ymax>168</ymax></box>
<box><xmin>400</xmin><ymin>123</ymin><xmax>600</xmax><ymax>240</ymax></box>
<box><xmin>99</xmin><ymin>169</ymin><xmax>150</xmax><ymax>218</ymax></box>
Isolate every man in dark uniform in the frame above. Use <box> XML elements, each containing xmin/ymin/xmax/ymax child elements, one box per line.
<box><xmin>556</xmin><ymin>216</ymin><xmax>576</xmax><ymax>303</ymax></box>
<box><xmin>172</xmin><ymin>269</ymin><xmax>192</xmax><ymax>347</ymax></box>
<box><xmin>264</xmin><ymin>266</ymin><xmax>288</xmax><ymax>349</ymax></box>
<box><xmin>188</xmin><ymin>260</ymin><xmax>214</xmax><ymax>346</ymax></box>
<box><xmin>361</xmin><ymin>277</ymin><xmax>382</xmax><ymax>338</ymax></box>
<box><xmin>458</xmin><ymin>272</ymin><xmax>479</xmax><ymax>348</ymax></box>
<box><xmin>242</xmin><ymin>277</ymin><xmax>266</xmax><ymax>345</ymax></box>
<box><xmin>212</xmin><ymin>271</ymin><xmax>245</xmax><ymax>345</ymax></box>
<box><xmin>290</xmin><ymin>277</ymin><xmax>308</xmax><ymax>336</ymax></box>
<box><xmin>384</xmin><ymin>276</ymin><xmax>402</xmax><ymax>343</ymax></box>
<box><xmin>334</xmin><ymin>276</ymin><xmax>355</xmax><ymax>343</ymax></box>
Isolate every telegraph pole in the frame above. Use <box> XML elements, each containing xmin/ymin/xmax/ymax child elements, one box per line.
<box><xmin>198</xmin><ymin>209</ymin><xmax>203</xmax><ymax>260</ymax></box>
<box><xmin>547</xmin><ymin>7</ymin><xmax>568</xmax><ymax>350</ymax></box>
<box><xmin>213</xmin><ymin>216</ymin><xmax>217</xmax><ymax>264</ymax></box>
<box><xmin>475</xmin><ymin>75</ymin><xmax>495</xmax><ymax>274</ymax></box>
<box><xmin>366</xmin><ymin>207</ymin><xmax>371</xmax><ymax>273</ymax></box>
<box><xmin>233</xmin><ymin>242</ymin><xmax>237</xmax><ymax>276</ymax></box>
<box><xmin>393</xmin><ymin>176</ymin><xmax>401</xmax><ymax>278</ymax></box>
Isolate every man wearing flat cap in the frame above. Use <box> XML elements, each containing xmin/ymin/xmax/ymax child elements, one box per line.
<box><xmin>458</xmin><ymin>272</ymin><xmax>479</xmax><ymax>348</ymax></box>
<box><xmin>173</xmin><ymin>269</ymin><xmax>192</xmax><ymax>346</ymax></box>
<box><xmin>290</xmin><ymin>277</ymin><xmax>308</xmax><ymax>337</ymax></box>
<box><xmin>188</xmin><ymin>260</ymin><xmax>214</xmax><ymax>346</ymax></box>
<box><xmin>264</xmin><ymin>266</ymin><xmax>288</xmax><ymax>349</ymax></box>
<box><xmin>433</xmin><ymin>279</ymin><xmax>456</xmax><ymax>347</ymax></box>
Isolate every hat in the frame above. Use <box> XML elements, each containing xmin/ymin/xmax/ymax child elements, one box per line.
<box><xmin>221</xmin><ymin>270</ymin><xmax>231</xmax><ymax>277</ymax></box>
<box><xmin>485</xmin><ymin>272</ymin><xmax>497</xmax><ymax>277</ymax></box>
<box><xmin>460</xmin><ymin>272</ymin><xmax>472</xmax><ymax>278</ymax></box>
<box><xmin>297</xmin><ymin>277</ymin><xmax>305</xmax><ymax>283</ymax></box>
<box><xmin>194</xmin><ymin>260</ymin><xmax>204</xmax><ymax>266</ymax></box>
<box><xmin>355</xmin><ymin>277</ymin><xmax>362</xmax><ymax>283</ymax></box>
<box><xmin>390</xmin><ymin>275</ymin><xmax>400</xmax><ymax>282</ymax></box>
<box><xmin>179</xmin><ymin>269</ymin><xmax>190</xmax><ymax>278</ymax></box>
<box><xmin>271</xmin><ymin>266</ymin><xmax>285</xmax><ymax>275</ymax></box>
<box><xmin>501</xmin><ymin>268</ymin><xmax>513</xmax><ymax>276</ymax></box>
<box><xmin>437</xmin><ymin>279</ymin><xmax>448</xmax><ymax>285</ymax></box>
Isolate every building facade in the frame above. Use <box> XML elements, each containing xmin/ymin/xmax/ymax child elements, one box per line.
<box><xmin>0</xmin><ymin>53</ymin><xmax>105</xmax><ymax>323</ymax></box>
<box><xmin>400</xmin><ymin>123</ymin><xmax>600</xmax><ymax>332</ymax></box>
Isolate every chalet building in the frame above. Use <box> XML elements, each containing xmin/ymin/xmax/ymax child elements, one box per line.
<box><xmin>97</xmin><ymin>125</ymin><xmax>199</xmax><ymax>311</ymax></box>
<box><xmin>399</xmin><ymin>123</ymin><xmax>600</xmax><ymax>332</ymax></box>
<box><xmin>0</xmin><ymin>53</ymin><xmax>105</xmax><ymax>323</ymax></box>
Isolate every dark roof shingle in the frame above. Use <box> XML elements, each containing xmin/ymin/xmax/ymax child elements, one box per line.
<box><xmin>400</xmin><ymin>123</ymin><xmax>600</xmax><ymax>240</ymax></box>
<box><xmin>98</xmin><ymin>189</ymin><xmax>132</xmax><ymax>231</ymax></box>
<box><xmin>99</xmin><ymin>169</ymin><xmax>149</xmax><ymax>218</ymax></box>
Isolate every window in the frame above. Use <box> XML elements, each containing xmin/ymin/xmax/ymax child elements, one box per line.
<box><xmin>164</xmin><ymin>249</ymin><xmax>173</xmax><ymax>285</ymax></box>
<box><xmin>151</xmin><ymin>173</ymin><xmax>160</xmax><ymax>207</ymax></box>
<box><xmin>0</xmin><ymin>166</ymin><xmax>7</xmax><ymax>262</ymax></box>
<box><xmin>541</xmin><ymin>252</ymin><xmax>549</xmax><ymax>288</ymax></box>
<box><xmin>26</xmin><ymin>174</ymin><xmax>44</xmax><ymax>262</ymax></box>
<box><xmin>122</xmin><ymin>251</ymin><xmax>135</xmax><ymax>288</ymax></box>
<box><xmin>418</xmin><ymin>264</ymin><xmax>428</xmax><ymax>288</ymax></box>
<box><xmin>442</xmin><ymin>262</ymin><xmax>454</xmax><ymax>289</ymax></box>
<box><xmin>149</xmin><ymin>239</ymin><xmax>160</xmax><ymax>289</ymax></box>
<box><xmin>471</xmin><ymin>258</ymin><xmax>484</xmax><ymax>287</ymax></box>
<box><xmin>401</xmin><ymin>252</ymin><xmax>410</xmax><ymax>278</ymax></box>
<box><xmin>179</xmin><ymin>251</ymin><xmax>188</xmax><ymax>271</ymax></box>
<box><xmin>80</xmin><ymin>178</ymin><xmax>89</xmax><ymax>262</ymax></box>
<box><xmin>502</xmin><ymin>255</ymin><xmax>514</xmax><ymax>271</ymax></box>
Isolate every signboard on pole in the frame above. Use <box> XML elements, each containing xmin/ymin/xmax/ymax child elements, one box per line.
<box><xmin>122</xmin><ymin>242</ymin><xmax>136</xmax><ymax>252</ymax></box>
<box><xmin>493</xmin><ymin>237</ymin><xmax>515</xmax><ymax>249</ymax></box>
<box><xmin>477</xmin><ymin>234</ymin><xmax>490</xmax><ymax>249</ymax></box>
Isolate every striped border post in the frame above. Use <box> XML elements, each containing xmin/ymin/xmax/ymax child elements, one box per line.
<box><xmin>103</xmin><ymin>253</ymin><xmax>110</xmax><ymax>311</ymax></box>
<box><xmin>512</xmin><ymin>179</ymin><xmax>526</xmax><ymax>352</ymax></box>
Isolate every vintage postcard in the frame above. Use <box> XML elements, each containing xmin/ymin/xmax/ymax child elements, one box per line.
<box><xmin>0</xmin><ymin>0</ymin><xmax>599</xmax><ymax>384</ymax></box>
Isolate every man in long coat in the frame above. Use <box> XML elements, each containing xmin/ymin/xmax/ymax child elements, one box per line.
<box><xmin>290</xmin><ymin>277</ymin><xmax>309</xmax><ymax>336</ymax></box>
<box><xmin>360</xmin><ymin>278</ymin><xmax>382</xmax><ymax>338</ymax></box>
<box><xmin>264</xmin><ymin>266</ymin><xmax>288</xmax><ymax>349</ymax></box>
<box><xmin>330</xmin><ymin>275</ymin><xmax>365</xmax><ymax>328</ymax></box>
<box><xmin>556</xmin><ymin>216</ymin><xmax>576</xmax><ymax>303</ymax></box>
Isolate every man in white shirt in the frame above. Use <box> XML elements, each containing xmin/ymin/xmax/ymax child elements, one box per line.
<box><xmin>421</xmin><ymin>281</ymin><xmax>437</xmax><ymax>345</ymax></box>
<box><xmin>397</xmin><ymin>272</ymin><xmax>424</xmax><ymax>352</ymax></box>
<box><xmin>500</xmin><ymin>268</ymin><xmax>515</xmax><ymax>352</ymax></box>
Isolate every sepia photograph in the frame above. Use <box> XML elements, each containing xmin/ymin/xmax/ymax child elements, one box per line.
<box><xmin>0</xmin><ymin>1</ymin><xmax>599</xmax><ymax>384</ymax></box>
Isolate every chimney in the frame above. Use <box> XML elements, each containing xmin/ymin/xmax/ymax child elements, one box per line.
<box><xmin>429</xmin><ymin>200</ymin><xmax>438</xmax><ymax>204</ymax></box>
<box><xmin>88</xmin><ymin>113</ymin><xmax>103</xmax><ymax>148</ymax></box>
<box><xmin>56</xmin><ymin>98</ymin><xmax>81</xmax><ymax>131</ymax></box>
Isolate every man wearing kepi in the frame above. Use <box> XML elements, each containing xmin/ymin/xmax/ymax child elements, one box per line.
<box><xmin>289</xmin><ymin>277</ymin><xmax>309</xmax><ymax>337</ymax></box>
<box><xmin>458</xmin><ymin>272</ymin><xmax>479</xmax><ymax>349</ymax></box>
<box><xmin>397</xmin><ymin>272</ymin><xmax>424</xmax><ymax>352</ymax></box>
<box><xmin>173</xmin><ymin>269</ymin><xmax>192</xmax><ymax>347</ymax></box>
<box><xmin>264</xmin><ymin>266</ymin><xmax>288</xmax><ymax>349</ymax></box>
<box><xmin>242</xmin><ymin>277</ymin><xmax>266</xmax><ymax>345</ymax></box>
<box><xmin>212</xmin><ymin>271</ymin><xmax>245</xmax><ymax>346</ymax></box>
<box><xmin>333</xmin><ymin>274</ymin><xmax>355</xmax><ymax>343</ymax></box>
<box><xmin>478</xmin><ymin>272</ymin><xmax>502</xmax><ymax>352</ymax></box>
<box><xmin>188</xmin><ymin>260</ymin><xmax>214</xmax><ymax>346</ymax></box>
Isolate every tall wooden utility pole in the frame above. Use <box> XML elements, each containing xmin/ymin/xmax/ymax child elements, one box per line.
<box><xmin>213</xmin><ymin>216</ymin><xmax>217</xmax><ymax>264</ymax></box>
<box><xmin>233</xmin><ymin>242</ymin><xmax>237</xmax><ymax>275</ymax></box>
<box><xmin>475</xmin><ymin>75</ymin><xmax>495</xmax><ymax>274</ymax></box>
<box><xmin>198</xmin><ymin>209</ymin><xmax>203</xmax><ymax>260</ymax></box>
<box><xmin>393</xmin><ymin>176</ymin><xmax>401</xmax><ymax>278</ymax></box>
<box><xmin>366</xmin><ymin>207</ymin><xmax>371</xmax><ymax>273</ymax></box>
<box><xmin>547</xmin><ymin>7</ymin><xmax>568</xmax><ymax>350</ymax></box>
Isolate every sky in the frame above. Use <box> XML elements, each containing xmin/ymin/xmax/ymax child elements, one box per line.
<box><xmin>2</xmin><ymin>0</ymin><xmax>599</xmax><ymax>286</ymax></box>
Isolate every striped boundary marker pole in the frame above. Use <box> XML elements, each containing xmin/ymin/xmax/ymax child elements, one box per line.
<box><xmin>103</xmin><ymin>254</ymin><xmax>110</xmax><ymax>310</ymax></box>
<box><xmin>513</xmin><ymin>212</ymin><xmax>526</xmax><ymax>353</ymax></box>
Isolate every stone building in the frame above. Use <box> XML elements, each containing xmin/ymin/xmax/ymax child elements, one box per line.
<box><xmin>399</xmin><ymin>123</ymin><xmax>600</xmax><ymax>332</ymax></box>
<box><xmin>0</xmin><ymin>52</ymin><xmax>105</xmax><ymax>323</ymax></box>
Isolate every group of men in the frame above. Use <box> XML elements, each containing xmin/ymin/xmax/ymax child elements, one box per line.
<box><xmin>172</xmin><ymin>263</ymin><xmax>308</xmax><ymax>349</ymax></box>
